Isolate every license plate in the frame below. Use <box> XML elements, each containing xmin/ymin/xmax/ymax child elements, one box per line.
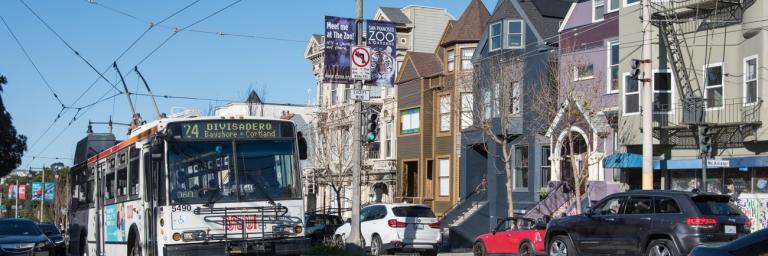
<box><xmin>416</xmin><ymin>224</ymin><xmax>424</xmax><ymax>229</ymax></box>
<box><xmin>725</xmin><ymin>225</ymin><xmax>736</xmax><ymax>234</ymax></box>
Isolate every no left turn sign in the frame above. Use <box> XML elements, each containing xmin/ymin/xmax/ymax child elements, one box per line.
<box><xmin>351</xmin><ymin>47</ymin><xmax>371</xmax><ymax>80</ymax></box>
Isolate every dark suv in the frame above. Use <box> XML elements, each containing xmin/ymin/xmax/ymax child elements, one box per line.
<box><xmin>545</xmin><ymin>190</ymin><xmax>751</xmax><ymax>256</ymax></box>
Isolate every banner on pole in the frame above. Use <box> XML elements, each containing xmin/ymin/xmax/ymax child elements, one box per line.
<box><xmin>323</xmin><ymin>16</ymin><xmax>357</xmax><ymax>83</ymax></box>
<box><xmin>32</xmin><ymin>182</ymin><xmax>42</xmax><ymax>201</ymax></box>
<box><xmin>8</xmin><ymin>185</ymin><xmax>16</xmax><ymax>199</ymax></box>
<box><xmin>45</xmin><ymin>182</ymin><xmax>55</xmax><ymax>201</ymax></box>
<box><xmin>18</xmin><ymin>185</ymin><xmax>26</xmax><ymax>200</ymax></box>
<box><xmin>366</xmin><ymin>20</ymin><xmax>397</xmax><ymax>87</ymax></box>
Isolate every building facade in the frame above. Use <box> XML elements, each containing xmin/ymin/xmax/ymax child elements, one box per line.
<box><xmin>612</xmin><ymin>0</ymin><xmax>768</xmax><ymax>231</ymax></box>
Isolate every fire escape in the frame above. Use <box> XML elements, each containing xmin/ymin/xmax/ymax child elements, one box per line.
<box><xmin>650</xmin><ymin>0</ymin><xmax>760</xmax><ymax>150</ymax></box>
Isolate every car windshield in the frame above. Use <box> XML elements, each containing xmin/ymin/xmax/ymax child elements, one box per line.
<box><xmin>0</xmin><ymin>221</ymin><xmax>42</xmax><ymax>236</ymax></box>
<box><xmin>392</xmin><ymin>206</ymin><xmax>435</xmax><ymax>217</ymax></box>
<box><xmin>37</xmin><ymin>225</ymin><xmax>60</xmax><ymax>235</ymax></box>
<box><xmin>168</xmin><ymin>140</ymin><xmax>299</xmax><ymax>205</ymax></box>
<box><xmin>693</xmin><ymin>195</ymin><xmax>743</xmax><ymax>215</ymax></box>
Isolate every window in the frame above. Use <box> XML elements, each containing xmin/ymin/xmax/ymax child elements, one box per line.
<box><xmin>511</xmin><ymin>82</ymin><xmax>521</xmax><ymax>114</ymax></box>
<box><xmin>670</xmin><ymin>171</ymin><xmax>698</xmax><ymax>191</ymax></box>
<box><xmin>653</xmin><ymin>71</ymin><xmax>673</xmax><ymax>113</ymax></box>
<box><xmin>484</xmin><ymin>84</ymin><xmax>500</xmax><ymax>119</ymax></box>
<box><xmin>624</xmin><ymin>73</ymin><xmax>640</xmax><ymax>114</ymax></box>
<box><xmin>490</xmin><ymin>21</ymin><xmax>502</xmax><ymax>51</ymax></box>
<box><xmin>318</xmin><ymin>83</ymin><xmax>324</xmax><ymax>107</ymax></box>
<box><xmin>129</xmin><ymin>148</ymin><xmax>140</xmax><ymax>197</ymax></box>
<box><xmin>461</xmin><ymin>48</ymin><xmax>475</xmax><ymax>70</ymax></box>
<box><xmin>608</xmin><ymin>41</ymin><xmax>620</xmax><ymax>93</ymax></box>
<box><xmin>439</xmin><ymin>94</ymin><xmax>451</xmax><ymax>132</ymax></box>
<box><xmin>624</xmin><ymin>197</ymin><xmax>652</xmax><ymax>214</ymax></box>
<box><xmin>506</xmin><ymin>20</ymin><xmax>524</xmax><ymax>48</ymax></box>
<box><xmin>574</xmin><ymin>64</ymin><xmax>595</xmax><ymax>81</ymax></box>
<box><xmin>594</xmin><ymin>196</ymin><xmax>626</xmax><ymax>215</ymax></box>
<box><xmin>439</xmin><ymin>158</ymin><xmax>450</xmax><ymax>196</ymax></box>
<box><xmin>608</xmin><ymin>0</ymin><xmax>620</xmax><ymax>12</ymax></box>
<box><xmin>744</xmin><ymin>56</ymin><xmax>758</xmax><ymax>104</ymax></box>
<box><xmin>385</xmin><ymin>121</ymin><xmax>393</xmax><ymax>158</ymax></box>
<box><xmin>755</xmin><ymin>169</ymin><xmax>768</xmax><ymax>193</ymax></box>
<box><xmin>331</xmin><ymin>84</ymin><xmax>337</xmax><ymax>105</ymax></box>
<box><xmin>460</xmin><ymin>93</ymin><xmax>473</xmax><ymax>129</ymax></box>
<box><xmin>515</xmin><ymin>146</ymin><xmax>528</xmax><ymax>189</ymax></box>
<box><xmin>705</xmin><ymin>64</ymin><xmax>724</xmax><ymax>109</ymax></box>
<box><xmin>541</xmin><ymin>146</ymin><xmax>551</xmax><ymax>188</ymax></box>
<box><xmin>654</xmin><ymin>197</ymin><xmax>681</xmax><ymax>214</ymax></box>
<box><xmin>447</xmin><ymin>49</ymin><xmax>455</xmax><ymax>72</ymax></box>
<box><xmin>400</xmin><ymin>108</ymin><xmax>420</xmax><ymax>134</ymax></box>
<box><xmin>625</xmin><ymin>0</ymin><xmax>639</xmax><ymax>6</ymax></box>
<box><xmin>105</xmin><ymin>170</ymin><xmax>115</xmax><ymax>200</ymax></box>
<box><xmin>593</xmin><ymin>0</ymin><xmax>605</xmax><ymax>21</ymax></box>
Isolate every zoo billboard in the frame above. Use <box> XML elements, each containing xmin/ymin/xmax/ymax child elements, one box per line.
<box><xmin>366</xmin><ymin>20</ymin><xmax>397</xmax><ymax>87</ymax></box>
<box><xmin>323</xmin><ymin>16</ymin><xmax>357</xmax><ymax>83</ymax></box>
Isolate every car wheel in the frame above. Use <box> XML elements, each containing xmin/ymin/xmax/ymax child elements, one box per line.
<box><xmin>519</xmin><ymin>241</ymin><xmax>534</xmax><ymax>256</ymax></box>
<box><xmin>647</xmin><ymin>239</ymin><xmax>679</xmax><ymax>256</ymax></box>
<box><xmin>549</xmin><ymin>235</ymin><xmax>575</xmax><ymax>256</ymax></box>
<box><xmin>473</xmin><ymin>241</ymin><xmax>486</xmax><ymax>256</ymax></box>
<box><xmin>370</xmin><ymin>235</ymin><xmax>384</xmax><ymax>256</ymax></box>
<box><xmin>335</xmin><ymin>235</ymin><xmax>345</xmax><ymax>249</ymax></box>
<box><xmin>420</xmin><ymin>249</ymin><xmax>438</xmax><ymax>256</ymax></box>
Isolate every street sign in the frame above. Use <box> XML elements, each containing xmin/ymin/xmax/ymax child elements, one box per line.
<box><xmin>350</xmin><ymin>47</ymin><xmax>371</xmax><ymax>80</ymax></box>
<box><xmin>349</xmin><ymin>89</ymin><xmax>370</xmax><ymax>101</ymax></box>
<box><xmin>707</xmin><ymin>159</ymin><xmax>730</xmax><ymax>168</ymax></box>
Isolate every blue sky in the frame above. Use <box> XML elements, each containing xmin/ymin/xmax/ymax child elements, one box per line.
<box><xmin>0</xmin><ymin>0</ymin><xmax>496</xmax><ymax>169</ymax></box>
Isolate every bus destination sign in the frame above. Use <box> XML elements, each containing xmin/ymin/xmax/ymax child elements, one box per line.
<box><xmin>176</xmin><ymin>121</ymin><xmax>288</xmax><ymax>140</ymax></box>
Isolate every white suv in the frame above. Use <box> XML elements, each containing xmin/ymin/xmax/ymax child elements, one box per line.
<box><xmin>334</xmin><ymin>203</ymin><xmax>441</xmax><ymax>255</ymax></box>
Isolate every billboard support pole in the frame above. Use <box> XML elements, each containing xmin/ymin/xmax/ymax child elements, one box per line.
<box><xmin>15</xmin><ymin>178</ymin><xmax>19</xmax><ymax>219</ymax></box>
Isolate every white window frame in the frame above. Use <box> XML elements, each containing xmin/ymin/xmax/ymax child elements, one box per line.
<box><xmin>704</xmin><ymin>63</ymin><xmax>725</xmax><ymax>110</ymax></box>
<box><xmin>744</xmin><ymin>55</ymin><xmax>759</xmax><ymax>106</ymax></box>
<box><xmin>514</xmin><ymin>146</ymin><xmax>528</xmax><ymax>190</ymax></box>
<box><xmin>607</xmin><ymin>0</ymin><xmax>620</xmax><ymax>13</ymax></box>
<box><xmin>439</xmin><ymin>94</ymin><xmax>451</xmax><ymax>132</ymax></box>
<box><xmin>593</xmin><ymin>0</ymin><xmax>606</xmax><ymax>22</ymax></box>
<box><xmin>504</xmin><ymin>20</ymin><xmax>525</xmax><ymax>49</ymax></box>
<box><xmin>447</xmin><ymin>49</ymin><xmax>455</xmax><ymax>72</ymax></box>
<box><xmin>438</xmin><ymin>158</ymin><xmax>450</xmax><ymax>197</ymax></box>
<box><xmin>607</xmin><ymin>40</ymin><xmax>620</xmax><ymax>94</ymax></box>
<box><xmin>461</xmin><ymin>47</ymin><xmax>475</xmax><ymax>70</ymax></box>
<box><xmin>623</xmin><ymin>72</ymin><xmax>640</xmax><ymax>116</ymax></box>
<box><xmin>574</xmin><ymin>64</ymin><xmax>595</xmax><ymax>81</ymax></box>
<box><xmin>400</xmin><ymin>108</ymin><xmax>420</xmax><ymax>135</ymax></box>
<box><xmin>625</xmin><ymin>0</ymin><xmax>640</xmax><ymax>7</ymax></box>
<box><xmin>460</xmin><ymin>93</ymin><xmax>473</xmax><ymax>129</ymax></box>
<box><xmin>652</xmin><ymin>69</ymin><xmax>674</xmax><ymax>114</ymax></box>
<box><xmin>489</xmin><ymin>21</ymin><xmax>503</xmax><ymax>52</ymax></box>
<box><xmin>385</xmin><ymin>121</ymin><xmax>393</xmax><ymax>158</ymax></box>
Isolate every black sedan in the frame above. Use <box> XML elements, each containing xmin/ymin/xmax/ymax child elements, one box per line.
<box><xmin>36</xmin><ymin>224</ymin><xmax>64</xmax><ymax>256</ymax></box>
<box><xmin>689</xmin><ymin>228</ymin><xmax>768</xmax><ymax>256</ymax></box>
<box><xmin>0</xmin><ymin>218</ymin><xmax>55</xmax><ymax>256</ymax></box>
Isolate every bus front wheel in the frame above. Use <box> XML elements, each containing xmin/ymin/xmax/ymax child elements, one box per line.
<box><xmin>129</xmin><ymin>235</ymin><xmax>141</xmax><ymax>256</ymax></box>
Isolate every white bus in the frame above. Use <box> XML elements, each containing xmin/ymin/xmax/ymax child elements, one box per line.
<box><xmin>68</xmin><ymin>116</ymin><xmax>310</xmax><ymax>256</ymax></box>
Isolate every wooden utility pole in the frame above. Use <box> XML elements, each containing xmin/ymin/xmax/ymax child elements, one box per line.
<box><xmin>347</xmin><ymin>0</ymin><xmax>364</xmax><ymax>252</ymax></box>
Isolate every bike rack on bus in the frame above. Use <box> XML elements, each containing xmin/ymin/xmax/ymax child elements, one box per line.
<box><xmin>194</xmin><ymin>205</ymin><xmax>293</xmax><ymax>254</ymax></box>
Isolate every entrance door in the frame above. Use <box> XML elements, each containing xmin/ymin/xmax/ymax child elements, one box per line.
<box><xmin>404</xmin><ymin>161</ymin><xmax>418</xmax><ymax>199</ymax></box>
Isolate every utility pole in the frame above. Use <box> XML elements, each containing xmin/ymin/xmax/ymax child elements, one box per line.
<box><xmin>641</xmin><ymin>0</ymin><xmax>654</xmax><ymax>190</ymax></box>
<box><xmin>14</xmin><ymin>179</ymin><xmax>19</xmax><ymax>219</ymax></box>
<box><xmin>347</xmin><ymin>0</ymin><xmax>364</xmax><ymax>251</ymax></box>
<box><xmin>40</xmin><ymin>165</ymin><xmax>45</xmax><ymax>222</ymax></box>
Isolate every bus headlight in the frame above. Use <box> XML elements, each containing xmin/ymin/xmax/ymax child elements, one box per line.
<box><xmin>182</xmin><ymin>230</ymin><xmax>206</xmax><ymax>241</ymax></box>
<box><xmin>293</xmin><ymin>225</ymin><xmax>303</xmax><ymax>234</ymax></box>
<box><xmin>172</xmin><ymin>232</ymin><xmax>181</xmax><ymax>241</ymax></box>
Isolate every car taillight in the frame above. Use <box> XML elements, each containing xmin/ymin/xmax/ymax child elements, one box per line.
<box><xmin>429</xmin><ymin>221</ymin><xmax>440</xmax><ymax>229</ymax></box>
<box><xmin>388</xmin><ymin>219</ymin><xmax>407</xmax><ymax>228</ymax></box>
<box><xmin>745</xmin><ymin>219</ymin><xmax>752</xmax><ymax>229</ymax></box>
<box><xmin>686</xmin><ymin>217</ymin><xmax>717</xmax><ymax>226</ymax></box>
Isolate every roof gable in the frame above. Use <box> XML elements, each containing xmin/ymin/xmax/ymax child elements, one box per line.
<box><xmin>396</xmin><ymin>52</ymin><xmax>442</xmax><ymax>83</ymax></box>
<box><xmin>378</xmin><ymin>7</ymin><xmax>412</xmax><ymax>25</ymax></box>
<box><xmin>440</xmin><ymin>0</ymin><xmax>490</xmax><ymax>46</ymax></box>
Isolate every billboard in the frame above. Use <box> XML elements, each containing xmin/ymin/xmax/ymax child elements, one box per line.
<box><xmin>366</xmin><ymin>20</ymin><xmax>397</xmax><ymax>87</ymax></box>
<box><xmin>323</xmin><ymin>16</ymin><xmax>357</xmax><ymax>83</ymax></box>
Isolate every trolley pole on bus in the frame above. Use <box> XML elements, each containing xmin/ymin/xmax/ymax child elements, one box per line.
<box><xmin>347</xmin><ymin>0</ymin><xmax>364</xmax><ymax>252</ymax></box>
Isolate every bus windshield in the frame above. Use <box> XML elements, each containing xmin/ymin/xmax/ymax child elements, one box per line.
<box><xmin>168</xmin><ymin>140</ymin><xmax>299</xmax><ymax>205</ymax></box>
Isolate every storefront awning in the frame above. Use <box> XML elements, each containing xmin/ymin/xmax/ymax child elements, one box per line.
<box><xmin>604</xmin><ymin>153</ymin><xmax>768</xmax><ymax>170</ymax></box>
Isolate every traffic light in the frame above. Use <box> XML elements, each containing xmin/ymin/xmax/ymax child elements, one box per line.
<box><xmin>630</xmin><ymin>59</ymin><xmax>642</xmax><ymax>80</ymax></box>
<box><xmin>366</xmin><ymin>113</ymin><xmax>378</xmax><ymax>143</ymax></box>
<box><xmin>698</xmin><ymin>125</ymin><xmax>712</xmax><ymax>154</ymax></box>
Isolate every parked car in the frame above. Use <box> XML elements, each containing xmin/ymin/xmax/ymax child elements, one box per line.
<box><xmin>545</xmin><ymin>190</ymin><xmax>750</xmax><ymax>256</ymax></box>
<box><xmin>304</xmin><ymin>213</ymin><xmax>344</xmax><ymax>245</ymax></box>
<box><xmin>36</xmin><ymin>223</ymin><xmax>64</xmax><ymax>256</ymax></box>
<box><xmin>333</xmin><ymin>203</ymin><xmax>441</xmax><ymax>256</ymax></box>
<box><xmin>472</xmin><ymin>216</ymin><xmax>547</xmax><ymax>256</ymax></box>
<box><xmin>0</xmin><ymin>218</ymin><xmax>55</xmax><ymax>255</ymax></box>
<box><xmin>689</xmin><ymin>228</ymin><xmax>768</xmax><ymax>256</ymax></box>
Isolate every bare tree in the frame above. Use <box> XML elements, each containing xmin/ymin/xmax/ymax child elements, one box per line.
<box><xmin>311</xmin><ymin>111</ymin><xmax>354</xmax><ymax>218</ymax></box>
<box><xmin>530</xmin><ymin>47</ymin><xmax>608</xmax><ymax>215</ymax></box>
<box><xmin>470</xmin><ymin>54</ymin><xmax>526</xmax><ymax>218</ymax></box>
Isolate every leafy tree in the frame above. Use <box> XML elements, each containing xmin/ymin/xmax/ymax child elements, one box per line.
<box><xmin>0</xmin><ymin>74</ymin><xmax>28</xmax><ymax>177</ymax></box>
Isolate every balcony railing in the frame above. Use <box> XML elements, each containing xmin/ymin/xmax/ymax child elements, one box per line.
<box><xmin>654</xmin><ymin>97</ymin><xmax>762</xmax><ymax>128</ymax></box>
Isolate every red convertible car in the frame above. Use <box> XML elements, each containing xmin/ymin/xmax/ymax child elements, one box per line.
<box><xmin>472</xmin><ymin>217</ymin><xmax>547</xmax><ymax>256</ymax></box>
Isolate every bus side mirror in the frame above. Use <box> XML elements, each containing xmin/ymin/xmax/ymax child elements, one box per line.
<box><xmin>150</xmin><ymin>132</ymin><xmax>165</xmax><ymax>160</ymax></box>
<box><xmin>297</xmin><ymin>132</ymin><xmax>308</xmax><ymax>160</ymax></box>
